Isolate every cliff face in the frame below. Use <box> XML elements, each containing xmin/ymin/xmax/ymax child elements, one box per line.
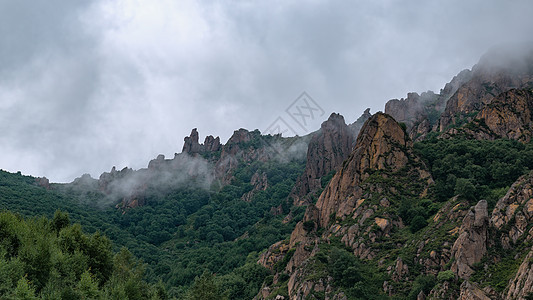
<box><xmin>438</xmin><ymin>47</ymin><xmax>533</xmax><ymax>131</ymax></box>
<box><xmin>70</xmin><ymin>126</ymin><xmax>309</xmax><ymax>209</ymax></box>
<box><xmin>52</xmin><ymin>45</ymin><xmax>533</xmax><ymax>299</ymax></box>
<box><xmin>259</xmin><ymin>113</ymin><xmax>433</xmax><ymax>299</ymax></box>
<box><xmin>491</xmin><ymin>171</ymin><xmax>533</xmax><ymax>250</ymax></box>
<box><xmin>440</xmin><ymin>171</ymin><xmax>533</xmax><ymax>299</ymax></box>
<box><xmin>384</xmin><ymin>47</ymin><xmax>533</xmax><ymax>143</ymax></box>
<box><xmin>473</xmin><ymin>88</ymin><xmax>533</xmax><ymax>142</ymax></box>
<box><xmin>385</xmin><ymin>92</ymin><xmax>439</xmax><ymax>130</ymax></box>
<box><xmin>507</xmin><ymin>246</ymin><xmax>533</xmax><ymax>300</ymax></box>
<box><xmin>450</xmin><ymin>200</ymin><xmax>489</xmax><ymax>279</ymax></box>
<box><xmin>214</xmin><ymin>129</ymin><xmax>271</xmax><ymax>183</ymax></box>
<box><xmin>182</xmin><ymin>128</ymin><xmax>221</xmax><ymax>154</ymax></box>
<box><xmin>348</xmin><ymin>107</ymin><xmax>372</xmax><ymax>144</ymax></box>
<box><xmin>314</xmin><ymin>112</ymin><xmax>429</xmax><ymax>228</ymax></box>
<box><xmin>290</xmin><ymin>113</ymin><xmax>359</xmax><ymax>206</ymax></box>
<box><xmin>383</xmin><ymin>69</ymin><xmax>472</xmax><ymax>141</ymax></box>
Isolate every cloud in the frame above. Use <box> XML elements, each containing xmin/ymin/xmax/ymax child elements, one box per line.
<box><xmin>0</xmin><ymin>0</ymin><xmax>532</xmax><ymax>182</ymax></box>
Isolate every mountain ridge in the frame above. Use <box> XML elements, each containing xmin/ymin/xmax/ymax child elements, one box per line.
<box><xmin>2</xmin><ymin>45</ymin><xmax>533</xmax><ymax>299</ymax></box>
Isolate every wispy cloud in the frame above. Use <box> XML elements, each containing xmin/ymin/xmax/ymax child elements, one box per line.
<box><xmin>0</xmin><ymin>0</ymin><xmax>532</xmax><ymax>182</ymax></box>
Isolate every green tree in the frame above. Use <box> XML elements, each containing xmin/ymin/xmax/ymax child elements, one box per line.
<box><xmin>455</xmin><ymin>178</ymin><xmax>476</xmax><ymax>201</ymax></box>
<box><xmin>13</xmin><ymin>276</ymin><xmax>36</xmax><ymax>300</ymax></box>
<box><xmin>51</xmin><ymin>210</ymin><xmax>70</xmax><ymax>234</ymax></box>
<box><xmin>408</xmin><ymin>275</ymin><xmax>435</xmax><ymax>299</ymax></box>
<box><xmin>187</xmin><ymin>271</ymin><xmax>224</xmax><ymax>300</ymax></box>
<box><xmin>328</xmin><ymin>247</ymin><xmax>362</xmax><ymax>287</ymax></box>
<box><xmin>410</xmin><ymin>215</ymin><xmax>428</xmax><ymax>233</ymax></box>
<box><xmin>78</xmin><ymin>270</ymin><xmax>101</xmax><ymax>299</ymax></box>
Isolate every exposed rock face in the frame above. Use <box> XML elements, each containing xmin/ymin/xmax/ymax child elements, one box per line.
<box><xmin>507</xmin><ymin>246</ymin><xmax>533</xmax><ymax>299</ymax></box>
<box><xmin>98</xmin><ymin>166</ymin><xmax>146</xmax><ymax>209</ymax></box>
<box><xmin>385</xmin><ymin>92</ymin><xmax>438</xmax><ymax>129</ymax></box>
<box><xmin>182</xmin><ymin>128</ymin><xmax>221</xmax><ymax>154</ymax></box>
<box><xmin>71</xmin><ymin>173</ymin><xmax>98</xmax><ymax>188</ymax></box>
<box><xmin>491</xmin><ymin>171</ymin><xmax>533</xmax><ymax>249</ymax></box>
<box><xmin>440</xmin><ymin>69</ymin><xmax>474</xmax><ymax>101</ymax></box>
<box><xmin>390</xmin><ymin>257</ymin><xmax>409</xmax><ymax>282</ymax></box>
<box><xmin>458</xmin><ymin>281</ymin><xmax>491</xmax><ymax>300</ymax></box>
<box><xmin>384</xmin><ymin>67</ymin><xmax>476</xmax><ymax>140</ymax></box>
<box><xmin>290</xmin><ymin>113</ymin><xmax>357</xmax><ymax>206</ymax></box>
<box><xmin>71</xmin><ymin>123</ymin><xmax>308</xmax><ymax>209</ymax></box>
<box><xmin>412</xmin><ymin>196</ymin><xmax>470</xmax><ymax>282</ymax></box>
<box><xmin>314</xmin><ymin>112</ymin><xmax>431</xmax><ymax>228</ymax></box>
<box><xmin>450</xmin><ymin>200</ymin><xmax>489</xmax><ymax>279</ymax></box>
<box><xmin>392</xmin><ymin>69</ymin><xmax>473</xmax><ymax>142</ymax></box>
<box><xmin>348</xmin><ymin>108</ymin><xmax>372</xmax><ymax>147</ymax></box>
<box><xmin>241</xmin><ymin>171</ymin><xmax>268</xmax><ymax>202</ymax></box>
<box><xmin>439</xmin><ymin>46</ymin><xmax>533</xmax><ymax>131</ymax></box>
<box><xmin>98</xmin><ymin>166</ymin><xmax>133</xmax><ymax>193</ymax></box>
<box><xmin>95</xmin><ymin>151</ymin><xmax>216</xmax><ymax>209</ymax></box>
<box><xmin>182</xmin><ymin>128</ymin><xmax>202</xmax><ymax>154</ymax></box>
<box><xmin>286</xmin><ymin>206</ymin><xmax>320</xmax><ymax>273</ymax></box>
<box><xmin>474</xmin><ymin>88</ymin><xmax>533</xmax><ymax>142</ymax></box>
<box><xmin>35</xmin><ymin>177</ymin><xmax>50</xmax><ymax>189</ymax></box>
<box><xmin>270</xmin><ymin>113</ymin><xmax>433</xmax><ymax>299</ymax></box>
<box><xmin>214</xmin><ymin>129</ymin><xmax>270</xmax><ymax>183</ymax></box>
<box><xmin>148</xmin><ymin>154</ymin><xmax>166</xmax><ymax>170</ymax></box>
<box><xmin>258</xmin><ymin>240</ymin><xmax>290</xmax><ymax>271</ymax></box>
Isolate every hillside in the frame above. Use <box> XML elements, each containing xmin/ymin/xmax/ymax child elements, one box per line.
<box><xmin>1</xmin><ymin>45</ymin><xmax>533</xmax><ymax>299</ymax></box>
<box><xmin>255</xmin><ymin>45</ymin><xmax>533</xmax><ymax>299</ymax></box>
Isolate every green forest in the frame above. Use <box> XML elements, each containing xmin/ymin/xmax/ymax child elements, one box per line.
<box><xmin>1</xmin><ymin>133</ymin><xmax>533</xmax><ymax>299</ymax></box>
<box><xmin>0</xmin><ymin>152</ymin><xmax>307</xmax><ymax>299</ymax></box>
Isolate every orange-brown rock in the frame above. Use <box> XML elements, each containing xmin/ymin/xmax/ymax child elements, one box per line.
<box><xmin>182</xmin><ymin>128</ymin><xmax>221</xmax><ymax>154</ymax></box>
<box><xmin>214</xmin><ymin>129</ymin><xmax>273</xmax><ymax>183</ymax></box>
<box><xmin>35</xmin><ymin>177</ymin><xmax>50</xmax><ymax>189</ymax></box>
<box><xmin>385</xmin><ymin>91</ymin><xmax>438</xmax><ymax>129</ymax></box>
<box><xmin>474</xmin><ymin>88</ymin><xmax>533</xmax><ymax>142</ymax></box>
<box><xmin>506</xmin><ymin>246</ymin><xmax>533</xmax><ymax>299</ymax></box>
<box><xmin>314</xmin><ymin>112</ymin><xmax>431</xmax><ymax>228</ymax></box>
<box><xmin>277</xmin><ymin>113</ymin><xmax>434</xmax><ymax>299</ymax></box>
<box><xmin>439</xmin><ymin>46</ymin><xmax>533</xmax><ymax>131</ymax></box>
<box><xmin>450</xmin><ymin>200</ymin><xmax>489</xmax><ymax>279</ymax></box>
<box><xmin>290</xmin><ymin>113</ymin><xmax>359</xmax><ymax>206</ymax></box>
<box><xmin>241</xmin><ymin>171</ymin><xmax>268</xmax><ymax>202</ymax></box>
<box><xmin>490</xmin><ymin>171</ymin><xmax>533</xmax><ymax>249</ymax></box>
<box><xmin>257</xmin><ymin>240</ymin><xmax>291</xmax><ymax>271</ymax></box>
<box><xmin>458</xmin><ymin>281</ymin><xmax>491</xmax><ymax>300</ymax></box>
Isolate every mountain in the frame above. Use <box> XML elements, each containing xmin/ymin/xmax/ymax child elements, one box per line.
<box><xmin>290</xmin><ymin>111</ymin><xmax>371</xmax><ymax>206</ymax></box>
<box><xmin>2</xmin><ymin>45</ymin><xmax>533</xmax><ymax>299</ymax></box>
<box><xmin>256</xmin><ymin>45</ymin><xmax>533</xmax><ymax>299</ymax></box>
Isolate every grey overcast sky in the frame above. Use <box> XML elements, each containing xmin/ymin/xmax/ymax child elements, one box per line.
<box><xmin>1</xmin><ymin>0</ymin><xmax>532</xmax><ymax>182</ymax></box>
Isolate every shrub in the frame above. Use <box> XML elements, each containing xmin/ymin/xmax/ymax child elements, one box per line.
<box><xmin>410</xmin><ymin>215</ymin><xmax>428</xmax><ymax>233</ymax></box>
<box><xmin>437</xmin><ymin>270</ymin><xmax>455</xmax><ymax>282</ymax></box>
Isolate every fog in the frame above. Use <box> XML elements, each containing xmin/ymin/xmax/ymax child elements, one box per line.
<box><xmin>0</xmin><ymin>0</ymin><xmax>532</xmax><ymax>182</ymax></box>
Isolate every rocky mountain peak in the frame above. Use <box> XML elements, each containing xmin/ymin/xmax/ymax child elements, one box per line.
<box><xmin>182</xmin><ymin>128</ymin><xmax>200</xmax><ymax>153</ymax></box>
<box><xmin>438</xmin><ymin>46</ymin><xmax>533</xmax><ymax>131</ymax></box>
<box><xmin>465</xmin><ymin>88</ymin><xmax>533</xmax><ymax>142</ymax></box>
<box><xmin>450</xmin><ymin>200</ymin><xmax>489</xmax><ymax>279</ymax></box>
<box><xmin>182</xmin><ymin>128</ymin><xmax>221</xmax><ymax>154</ymax></box>
<box><xmin>258</xmin><ymin>112</ymin><xmax>433</xmax><ymax>298</ymax></box>
<box><xmin>290</xmin><ymin>112</ymin><xmax>358</xmax><ymax>206</ymax></box>
<box><xmin>321</xmin><ymin>112</ymin><xmax>346</xmax><ymax>130</ymax></box>
<box><xmin>354</xmin><ymin>112</ymin><xmax>410</xmax><ymax>171</ymax></box>
<box><xmin>313</xmin><ymin>112</ymin><xmax>430</xmax><ymax>228</ymax></box>
<box><xmin>227</xmin><ymin>128</ymin><xmax>253</xmax><ymax>145</ymax></box>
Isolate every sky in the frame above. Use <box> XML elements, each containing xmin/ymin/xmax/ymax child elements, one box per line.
<box><xmin>1</xmin><ymin>0</ymin><xmax>532</xmax><ymax>182</ymax></box>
